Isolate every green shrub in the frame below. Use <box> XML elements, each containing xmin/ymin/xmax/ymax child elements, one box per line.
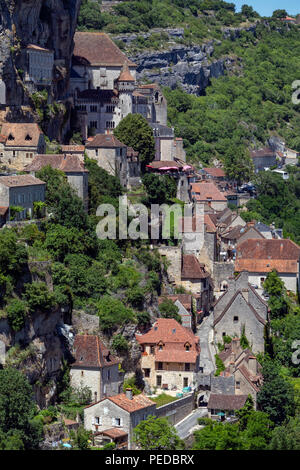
<box><xmin>6</xmin><ymin>299</ymin><xmax>28</xmax><ymax>332</ymax></box>
<box><xmin>112</xmin><ymin>334</ymin><xmax>129</xmax><ymax>354</ymax></box>
<box><xmin>23</xmin><ymin>282</ymin><xmax>56</xmax><ymax>312</ymax></box>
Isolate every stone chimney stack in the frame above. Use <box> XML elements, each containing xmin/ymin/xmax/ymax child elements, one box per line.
<box><xmin>248</xmin><ymin>356</ymin><xmax>257</xmax><ymax>375</ymax></box>
<box><xmin>126</xmin><ymin>388</ymin><xmax>133</xmax><ymax>400</ymax></box>
<box><xmin>231</xmin><ymin>338</ymin><xmax>241</xmax><ymax>357</ymax></box>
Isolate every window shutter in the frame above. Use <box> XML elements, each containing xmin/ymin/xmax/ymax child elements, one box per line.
<box><xmin>92</xmin><ymin>417</ymin><xmax>95</xmax><ymax>426</ymax></box>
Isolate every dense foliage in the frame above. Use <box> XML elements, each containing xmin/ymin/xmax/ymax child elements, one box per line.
<box><xmin>133</xmin><ymin>415</ymin><xmax>184</xmax><ymax>450</ymax></box>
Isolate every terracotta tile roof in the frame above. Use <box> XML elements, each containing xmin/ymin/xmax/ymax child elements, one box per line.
<box><xmin>181</xmin><ymin>254</ymin><xmax>210</xmax><ymax>280</ymax></box>
<box><xmin>135</xmin><ymin>318</ymin><xmax>199</xmax><ymax>346</ymax></box>
<box><xmin>27</xmin><ymin>44</ymin><xmax>52</xmax><ymax>53</ymax></box>
<box><xmin>117</xmin><ymin>63</ymin><xmax>135</xmax><ymax>82</ymax></box>
<box><xmin>0</xmin><ymin>175</ymin><xmax>45</xmax><ymax>187</ymax></box>
<box><xmin>147</xmin><ymin>161</ymin><xmax>183</xmax><ymax>170</ymax></box>
<box><xmin>24</xmin><ymin>154</ymin><xmax>88</xmax><ymax>173</ymax></box>
<box><xmin>1</xmin><ymin>123</ymin><xmax>43</xmax><ymax>147</ymax></box>
<box><xmin>250</xmin><ymin>147</ymin><xmax>274</xmax><ymax>158</ymax></box>
<box><xmin>101</xmin><ymin>428</ymin><xmax>128</xmax><ymax>439</ymax></box>
<box><xmin>221</xmin><ymin>225</ymin><xmax>248</xmax><ymax>240</ymax></box>
<box><xmin>204</xmin><ymin>214</ymin><xmax>217</xmax><ymax>233</ymax></box>
<box><xmin>237</xmin><ymin>364</ymin><xmax>261</xmax><ymax>392</ymax></box>
<box><xmin>155</xmin><ymin>349</ymin><xmax>198</xmax><ymax>364</ymax></box>
<box><xmin>63</xmin><ymin>418</ymin><xmax>78</xmax><ymax>426</ymax></box>
<box><xmin>208</xmin><ymin>394</ymin><xmax>248</xmax><ymax>410</ymax></box>
<box><xmin>0</xmin><ymin>206</ymin><xmax>8</xmax><ymax>216</ymax></box>
<box><xmin>71</xmin><ymin>335</ymin><xmax>119</xmax><ymax>368</ymax></box>
<box><xmin>218</xmin><ymin>343</ymin><xmax>233</xmax><ymax>363</ymax></box>
<box><xmin>191</xmin><ymin>182</ymin><xmax>227</xmax><ymax>202</ymax></box>
<box><xmin>108</xmin><ymin>393</ymin><xmax>155</xmax><ymax>413</ymax></box>
<box><xmin>85</xmin><ymin>134</ymin><xmax>126</xmax><ymax>149</ymax></box>
<box><xmin>235</xmin><ymin>239</ymin><xmax>300</xmax><ymax>274</ymax></box>
<box><xmin>0</xmin><ymin>134</ymin><xmax>7</xmax><ymax>143</ymax></box>
<box><xmin>73</xmin><ymin>32</ymin><xmax>137</xmax><ymax>67</ymax></box>
<box><xmin>61</xmin><ymin>145</ymin><xmax>85</xmax><ymax>153</ymax></box>
<box><xmin>203</xmin><ymin>168</ymin><xmax>225</xmax><ymax>178</ymax></box>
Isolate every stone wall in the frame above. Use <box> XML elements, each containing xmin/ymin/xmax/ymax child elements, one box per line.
<box><xmin>155</xmin><ymin>392</ymin><xmax>195</xmax><ymax>426</ymax></box>
<box><xmin>212</xmin><ymin>262</ymin><xmax>235</xmax><ymax>293</ymax></box>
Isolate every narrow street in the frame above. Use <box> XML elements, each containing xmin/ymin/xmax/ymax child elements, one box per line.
<box><xmin>175</xmin><ymin>407</ymin><xmax>208</xmax><ymax>440</ymax></box>
<box><xmin>197</xmin><ymin>312</ymin><xmax>215</xmax><ymax>375</ymax></box>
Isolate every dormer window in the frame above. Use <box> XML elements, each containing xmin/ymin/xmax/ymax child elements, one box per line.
<box><xmin>185</xmin><ymin>342</ymin><xmax>191</xmax><ymax>351</ymax></box>
<box><xmin>25</xmin><ymin>134</ymin><xmax>32</xmax><ymax>141</ymax></box>
<box><xmin>8</xmin><ymin>134</ymin><xmax>14</xmax><ymax>140</ymax></box>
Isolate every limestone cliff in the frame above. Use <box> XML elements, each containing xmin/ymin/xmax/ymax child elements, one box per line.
<box><xmin>116</xmin><ymin>25</ymin><xmax>257</xmax><ymax>95</ymax></box>
<box><xmin>0</xmin><ymin>0</ymin><xmax>81</xmax><ymax>138</ymax></box>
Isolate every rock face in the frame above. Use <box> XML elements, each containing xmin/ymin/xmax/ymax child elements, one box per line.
<box><xmin>127</xmin><ymin>25</ymin><xmax>258</xmax><ymax>95</ymax></box>
<box><xmin>130</xmin><ymin>42</ymin><xmax>226</xmax><ymax>95</ymax></box>
<box><xmin>0</xmin><ymin>0</ymin><xmax>81</xmax><ymax>138</ymax></box>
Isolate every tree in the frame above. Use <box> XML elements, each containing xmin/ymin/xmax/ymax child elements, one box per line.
<box><xmin>97</xmin><ymin>296</ymin><xmax>135</xmax><ymax>332</ymax></box>
<box><xmin>70</xmin><ymin>426</ymin><xmax>92</xmax><ymax>450</ymax></box>
<box><xmin>36</xmin><ymin>166</ymin><xmax>89</xmax><ymax>230</ymax></box>
<box><xmin>23</xmin><ymin>281</ymin><xmax>56</xmax><ymax>313</ymax></box>
<box><xmin>257</xmin><ymin>359</ymin><xmax>295</xmax><ymax>425</ymax></box>
<box><xmin>114</xmin><ymin>114</ymin><xmax>155</xmax><ymax>170</ymax></box>
<box><xmin>6</xmin><ymin>299</ymin><xmax>28</xmax><ymax>332</ymax></box>
<box><xmin>133</xmin><ymin>415</ymin><xmax>184</xmax><ymax>450</ymax></box>
<box><xmin>269</xmin><ymin>417</ymin><xmax>300</xmax><ymax>450</ymax></box>
<box><xmin>0</xmin><ymin>368</ymin><xmax>42</xmax><ymax>449</ymax></box>
<box><xmin>272</xmin><ymin>9</ymin><xmax>288</xmax><ymax>18</ymax></box>
<box><xmin>263</xmin><ymin>270</ymin><xmax>291</xmax><ymax>319</ymax></box>
<box><xmin>142</xmin><ymin>173</ymin><xmax>177</xmax><ymax>204</ymax></box>
<box><xmin>158</xmin><ymin>299</ymin><xmax>182</xmax><ymax>324</ymax></box>
<box><xmin>193</xmin><ymin>420</ymin><xmax>243</xmax><ymax>450</ymax></box>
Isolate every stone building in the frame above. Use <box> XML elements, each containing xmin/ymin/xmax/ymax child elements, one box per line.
<box><xmin>23</xmin><ymin>44</ymin><xmax>54</xmax><ymax>93</ymax></box>
<box><xmin>70</xmin><ymin>335</ymin><xmax>122</xmax><ymax>404</ymax></box>
<box><xmin>235</xmin><ymin>238</ymin><xmax>300</xmax><ymax>294</ymax></box>
<box><xmin>24</xmin><ymin>153</ymin><xmax>89</xmax><ymax>211</ymax></box>
<box><xmin>85</xmin><ymin>133</ymin><xmax>128</xmax><ymax>187</ymax></box>
<box><xmin>207</xmin><ymin>394</ymin><xmax>248</xmax><ymax>420</ymax></box>
<box><xmin>133</xmin><ymin>83</ymin><xmax>168</xmax><ymax>126</ymax></box>
<box><xmin>71</xmin><ymin>32</ymin><xmax>137</xmax><ymax>94</ymax></box>
<box><xmin>213</xmin><ymin>272</ymin><xmax>268</xmax><ymax>354</ymax></box>
<box><xmin>250</xmin><ymin>147</ymin><xmax>277</xmax><ymax>172</ymax></box>
<box><xmin>61</xmin><ymin>145</ymin><xmax>85</xmax><ymax>162</ymax></box>
<box><xmin>181</xmin><ymin>254</ymin><xmax>213</xmax><ymax>315</ymax></box>
<box><xmin>191</xmin><ymin>181</ymin><xmax>228</xmax><ymax>211</ymax></box>
<box><xmin>84</xmin><ymin>389</ymin><xmax>156</xmax><ymax>449</ymax></box>
<box><xmin>218</xmin><ymin>338</ymin><xmax>263</xmax><ymax>408</ymax></box>
<box><xmin>219</xmin><ymin>222</ymin><xmax>265</xmax><ymax>261</ymax></box>
<box><xmin>0</xmin><ymin>174</ymin><xmax>46</xmax><ymax>221</ymax></box>
<box><xmin>136</xmin><ymin>318</ymin><xmax>201</xmax><ymax>393</ymax></box>
<box><xmin>0</xmin><ymin>123</ymin><xmax>46</xmax><ymax>170</ymax></box>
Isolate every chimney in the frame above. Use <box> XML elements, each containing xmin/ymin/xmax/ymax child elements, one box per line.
<box><xmin>126</xmin><ymin>388</ymin><xmax>133</xmax><ymax>400</ymax></box>
<box><xmin>231</xmin><ymin>338</ymin><xmax>240</xmax><ymax>356</ymax></box>
<box><xmin>248</xmin><ymin>356</ymin><xmax>257</xmax><ymax>375</ymax></box>
<box><xmin>229</xmin><ymin>361</ymin><xmax>235</xmax><ymax>374</ymax></box>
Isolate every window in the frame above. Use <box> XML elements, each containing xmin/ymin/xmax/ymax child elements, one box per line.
<box><xmin>114</xmin><ymin>417</ymin><xmax>121</xmax><ymax>427</ymax></box>
<box><xmin>89</xmin><ymin>121</ymin><xmax>98</xmax><ymax>129</ymax></box>
<box><xmin>106</xmin><ymin>105</ymin><xmax>115</xmax><ymax>113</ymax></box>
<box><xmin>158</xmin><ymin>362</ymin><xmax>163</xmax><ymax>370</ymax></box>
<box><xmin>233</xmin><ymin>316</ymin><xmax>239</xmax><ymax>323</ymax></box>
<box><xmin>183</xmin><ymin>377</ymin><xmax>188</xmax><ymax>388</ymax></box>
<box><xmin>81</xmin><ymin>371</ymin><xmax>84</xmax><ymax>377</ymax></box>
<box><xmin>185</xmin><ymin>363</ymin><xmax>190</xmax><ymax>372</ymax></box>
<box><xmin>260</xmin><ymin>277</ymin><xmax>265</xmax><ymax>287</ymax></box>
<box><xmin>90</xmin><ymin>105</ymin><xmax>97</xmax><ymax>113</ymax></box>
<box><xmin>222</xmin><ymin>332</ymin><xmax>226</xmax><ymax>337</ymax></box>
<box><xmin>236</xmin><ymin>381</ymin><xmax>240</xmax><ymax>390</ymax></box>
<box><xmin>144</xmin><ymin>368</ymin><xmax>150</xmax><ymax>378</ymax></box>
<box><xmin>107</xmin><ymin>369</ymin><xmax>110</xmax><ymax>380</ymax></box>
<box><xmin>156</xmin><ymin>375</ymin><xmax>162</xmax><ymax>387</ymax></box>
<box><xmin>150</xmin><ymin>346</ymin><xmax>155</xmax><ymax>355</ymax></box>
